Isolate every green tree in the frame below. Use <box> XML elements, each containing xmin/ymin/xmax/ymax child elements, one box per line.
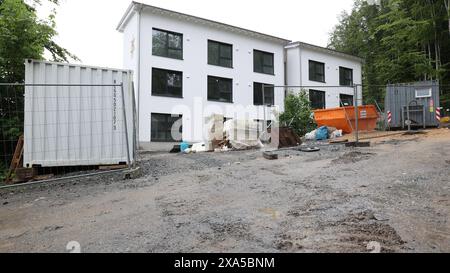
<box><xmin>329</xmin><ymin>0</ymin><xmax>450</xmax><ymax>109</ymax></box>
<box><xmin>279</xmin><ymin>91</ymin><xmax>316</xmax><ymax>136</ymax></box>
<box><xmin>0</xmin><ymin>0</ymin><xmax>78</xmax><ymax>83</ymax></box>
<box><xmin>0</xmin><ymin>0</ymin><xmax>77</xmax><ymax>180</ymax></box>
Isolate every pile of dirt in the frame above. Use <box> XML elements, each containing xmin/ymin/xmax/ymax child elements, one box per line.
<box><xmin>332</xmin><ymin>151</ymin><xmax>375</xmax><ymax>164</ymax></box>
<box><xmin>336</xmin><ymin>210</ymin><xmax>405</xmax><ymax>252</ymax></box>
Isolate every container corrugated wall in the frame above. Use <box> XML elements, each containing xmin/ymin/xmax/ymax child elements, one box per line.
<box><xmin>24</xmin><ymin>59</ymin><xmax>135</xmax><ymax>167</ymax></box>
<box><xmin>385</xmin><ymin>81</ymin><xmax>440</xmax><ymax>128</ymax></box>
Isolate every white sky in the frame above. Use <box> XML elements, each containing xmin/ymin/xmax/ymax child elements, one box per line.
<box><xmin>41</xmin><ymin>0</ymin><xmax>355</xmax><ymax>69</ymax></box>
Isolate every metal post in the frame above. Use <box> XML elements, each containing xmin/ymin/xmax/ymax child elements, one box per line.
<box><xmin>120</xmin><ymin>83</ymin><xmax>132</xmax><ymax>169</ymax></box>
<box><xmin>407</xmin><ymin>102</ymin><xmax>411</xmax><ymax>132</ymax></box>
<box><xmin>354</xmin><ymin>84</ymin><xmax>359</xmax><ymax>143</ymax></box>
<box><xmin>262</xmin><ymin>84</ymin><xmax>267</xmax><ymax>132</ymax></box>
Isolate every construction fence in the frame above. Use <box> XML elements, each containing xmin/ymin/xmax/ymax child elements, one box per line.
<box><xmin>0</xmin><ymin>82</ymin><xmax>136</xmax><ymax>185</ymax></box>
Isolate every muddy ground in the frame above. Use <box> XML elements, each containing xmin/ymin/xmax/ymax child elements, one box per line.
<box><xmin>0</xmin><ymin>129</ymin><xmax>449</xmax><ymax>253</ymax></box>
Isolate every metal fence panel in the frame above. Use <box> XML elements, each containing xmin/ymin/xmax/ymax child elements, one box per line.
<box><xmin>22</xmin><ymin>60</ymin><xmax>135</xmax><ymax>168</ymax></box>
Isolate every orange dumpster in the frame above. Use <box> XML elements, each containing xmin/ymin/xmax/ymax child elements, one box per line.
<box><xmin>313</xmin><ymin>105</ymin><xmax>380</xmax><ymax>134</ymax></box>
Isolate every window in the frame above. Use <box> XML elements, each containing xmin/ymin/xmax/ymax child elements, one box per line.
<box><xmin>309</xmin><ymin>89</ymin><xmax>326</xmax><ymax>109</ymax></box>
<box><xmin>339</xmin><ymin>67</ymin><xmax>353</xmax><ymax>86</ymax></box>
<box><xmin>255</xmin><ymin>119</ymin><xmax>272</xmax><ymax>130</ymax></box>
<box><xmin>253</xmin><ymin>83</ymin><xmax>274</xmax><ymax>106</ymax></box>
<box><xmin>152</xmin><ymin>28</ymin><xmax>183</xmax><ymax>59</ymax></box>
<box><xmin>309</xmin><ymin>60</ymin><xmax>325</xmax><ymax>82</ymax></box>
<box><xmin>415</xmin><ymin>88</ymin><xmax>432</xmax><ymax>98</ymax></box>
<box><xmin>254</xmin><ymin>50</ymin><xmax>274</xmax><ymax>75</ymax></box>
<box><xmin>340</xmin><ymin>94</ymin><xmax>354</xmax><ymax>106</ymax></box>
<box><xmin>208</xmin><ymin>40</ymin><xmax>233</xmax><ymax>68</ymax></box>
<box><xmin>152</xmin><ymin>68</ymin><xmax>183</xmax><ymax>98</ymax></box>
<box><xmin>151</xmin><ymin>113</ymin><xmax>183</xmax><ymax>142</ymax></box>
<box><xmin>207</xmin><ymin>76</ymin><xmax>233</xmax><ymax>103</ymax></box>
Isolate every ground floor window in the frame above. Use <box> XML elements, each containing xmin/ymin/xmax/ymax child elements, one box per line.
<box><xmin>151</xmin><ymin>113</ymin><xmax>183</xmax><ymax>142</ymax></box>
<box><xmin>340</xmin><ymin>94</ymin><xmax>354</xmax><ymax>106</ymax></box>
<box><xmin>255</xmin><ymin>119</ymin><xmax>272</xmax><ymax>130</ymax></box>
<box><xmin>309</xmin><ymin>89</ymin><xmax>326</xmax><ymax>110</ymax></box>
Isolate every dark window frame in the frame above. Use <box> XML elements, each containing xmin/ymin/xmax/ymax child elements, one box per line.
<box><xmin>151</xmin><ymin>67</ymin><xmax>183</xmax><ymax>98</ymax></box>
<box><xmin>339</xmin><ymin>66</ymin><xmax>353</xmax><ymax>86</ymax></box>
<box><xmin>207</xmin><ymin>75</ymin><xmax>233</xmax><ymax>103</ymax></box>
<box><xmin>253</xmin><ymin>50</ymin><xmax>275</xmax><ymax>75</ymax></box>
<box><xmin>253</xmin><ymin>82</ymin><xmax>275</xmax><ymax>106</ymax></box>
<box><xmin>309</xmin><ymin>89</ymin><xmax>326</xmax><ymax>110</ymax></box>
<box><xmin>309</xmin><ymin>60</ymin><xmax>325</xmax><ymax>83</ymax></box>
<box><xmin>339</xmin><ymin>94</ymin><xmax>354</xmax><ymax>106</ymax></box>
<box><xmin>151</xmin><ymin>113</ymin><xmax>183</xmax><ymax>142</ymax></box>
<box><xmin>208</xmin><ymin>40</ymin><xmax>233</xmax><ymax>68</ymax></box>
<box><xmin>152</xmin><ymin>28</ymin><xmax>183</xmax><ymax>60</ymax></box>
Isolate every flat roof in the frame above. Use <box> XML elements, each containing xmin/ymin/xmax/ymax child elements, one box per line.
<box><xmin>117</xmin><ymin>1</ymin><xmax>291</xmax><ymax>44</ymax></box>
<box><xmin>286</xmin><ymin>41</ymin><xmax>364</xmax><ymax>63</ymax></box>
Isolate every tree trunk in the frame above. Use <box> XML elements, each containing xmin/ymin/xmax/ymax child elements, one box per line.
<box><xmin>445</xmin><ymin>0</ymin><xmax>450</xmax><ymax>35</ymax></box>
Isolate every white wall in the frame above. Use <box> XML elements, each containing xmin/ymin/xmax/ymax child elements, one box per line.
<box><xmin>286</xmin><ymin>46</ymin><xmax>363</xmax><ymax>108</ymax></box>
<box><xmin>124</xmin><ymin>10</ymin><xmax>286</xmax><ymax>143</ymax></box>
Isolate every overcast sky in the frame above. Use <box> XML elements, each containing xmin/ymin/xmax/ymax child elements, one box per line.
<box><xmin>41</xmin><ymin>0</ymin><xmax>355</xmax><ymax>68</ymax></box>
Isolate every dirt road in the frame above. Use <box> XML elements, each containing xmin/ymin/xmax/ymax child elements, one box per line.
<box><xmin>0</xmin><ymin>129</ymin><xmax>449</xmax><ymax>253</ymax></box>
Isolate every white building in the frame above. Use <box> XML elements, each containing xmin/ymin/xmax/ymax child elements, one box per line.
<box><xmin>286</xmin><ymin>42</ymin><xmax>364</xmax><ymax>109</ymax></box>
<box><xmin>117</xmin><ymin>2</ymin><xmax>363</xmax><ymax>146</ymax></box>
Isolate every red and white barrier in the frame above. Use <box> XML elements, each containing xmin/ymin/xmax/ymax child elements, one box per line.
<box><xmin>387</xmin><ymin>111</ymin><xmax>392</xmax><ymax>124</ymax></box>
<box><xmin>436</xmin><ymin>108</ymin><xmax>441</xmax><ymax>122</ymax></box>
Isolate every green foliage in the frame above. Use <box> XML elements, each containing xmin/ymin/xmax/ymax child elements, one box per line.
<box><xmin>0</xmin><ymin>0</ymin><xmax>77</xmax><ymax>172</ymax></box>
<box><xmin>0</xmin><ymin>0</ymin><xmax>78</xmax><ymax>83</ymax></box>
<box><xmin>279</xmin><ymin>90</ymin><xmax>316</xmax><ymax>136</ymax></box>
<box><xmin>328</xmin><ymin>0</ymin><xmax>450</xmax><ymax>109</ymax></box>
<box><xmin>0</xmin><ymin>162</ymin><xmax>7</xmax><ymax>182</ymax></box>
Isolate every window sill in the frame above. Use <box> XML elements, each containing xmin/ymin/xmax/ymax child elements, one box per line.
<box><xmin>152</xmin><ymin>93</ymin><xmax>184</xmax><ymax>99</ymax></box>
<box><xmin>208</xmin><ymin>63</ymin><xmax>234</xmax><ymax>69</ymax></box>
<box><xmin>152</xmin><ymin>54</ymin><xmax>184</xmax><ymax>61</ymax></box>
<box><xmin>207</xmin><ymin>99</ymin><xmax>234</xmax><ymax>104</ymax></box>
<box><xmin>309</xmin><ymin>79</ymin><xmax>326</xmax><ymax>84</ymax></box>
<box><xmin>254</xmin><ymin>71</ymin><xmax>275</xmax><ymax>76</ymax></box>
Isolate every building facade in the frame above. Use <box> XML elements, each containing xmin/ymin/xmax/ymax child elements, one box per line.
<box><xmin>117</xmin><ymin>2</ymin><xmax>363</xmax><ymax>146</ymax></box>
<box><xmin>286</xmin><ymin>42</ymin><xmax>363</xmax><ymax>109</ymax></box>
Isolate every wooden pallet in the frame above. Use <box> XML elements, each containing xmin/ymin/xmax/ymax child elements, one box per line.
<box><xmin>5</xmin><ymin>135</ymin><xmax>24</xmax><ymax>184</ymax></box>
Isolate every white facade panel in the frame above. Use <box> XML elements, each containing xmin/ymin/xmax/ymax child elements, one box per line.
<box><xmin>286</xmin><ymin>45</ymin><xmax>363</xmax><ymax>108</ymax></box>
<box><xmin>123</xmin><ymin>9</ymin><xmax>287</xmax><ymax>143</ymax></box>
<box><xmin>24</xmin><ymin>59</ymin><xmax>135</xmax><ymax>167</ymax></box>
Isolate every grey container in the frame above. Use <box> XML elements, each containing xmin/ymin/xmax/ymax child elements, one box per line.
<box><xmin>385</xmin><ymin>81</ymin><xmax>440</xmax><ymax>128</ymax></box>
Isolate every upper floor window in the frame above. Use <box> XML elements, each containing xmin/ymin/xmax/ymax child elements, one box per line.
<box><xmin>152</xmin><ymin>68</ymin><xmax>183</xmax><ymax>98</ymax></box>
<box><xmin>152</xmin><ymin>28</ymin><xmax>183</xmax><ymax>60</ymax></box>
<box><xmin>254</xmin><ymin>50</ymin><xmax>274</xmax><ymax>75</ymax></box>
<box><xmin>339</xmin><ymin>67</ymin><xmax>353</xmax><ymax>86</ymax></box>
<box><xmin>207</xmin><ymin>75</ymin><xmax>233</xmax><ymax>103</ymax></box>
<box><xmin>208</xmin><ymin>40</ymin><xmax>233</xmax><ymax>68</ymax></box>
<box><xmin>309</xmin><ymin>60</ymin><xmax>325</xmax><ymax>82</ymax></box>
<box><xmin>253</xmin><ymin>82</ymin><xmax>274</xmax><ymax>106</ymax></box>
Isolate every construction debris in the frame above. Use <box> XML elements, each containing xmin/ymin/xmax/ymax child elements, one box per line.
<box><xmin>271</xmin><ymin>127</ymin><xmax>302</xmax><ymax>148</ymax></box>
<box><xmin>300</xmin><ymin>147</ymin><xmax>321</xmax><ymax>153</ymax></box>
<box><xmin>263</xmin><ymin>152</ymin><xmax>279</xmax><ymax>160</ymax></box>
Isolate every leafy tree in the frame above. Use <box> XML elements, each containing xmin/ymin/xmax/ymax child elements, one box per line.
<box><xmin>329</xmin><ymin>0</ymin><xmax>450</xmax><ymax>109</ymax></box>
<box><xmin>279</xmin><ymin>90</ymin><xmax>316</xmax><ymax>136</ymax></box>
<box><xmin>0</xmin><ymin>0</ymin><xmax>77</xmax><ymax>179</ymax></box>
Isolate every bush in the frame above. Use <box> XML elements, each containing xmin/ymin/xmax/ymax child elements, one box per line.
<box><xmin>279</xmin><ymin>90</ymin><xmax>316</xmax><ymax>136</ymax></box>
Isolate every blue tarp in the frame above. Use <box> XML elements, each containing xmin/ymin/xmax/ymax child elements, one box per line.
<box><xmin>316</xmin><ymin>126</ymin><xmax>329</xmax><ymax>141</ymax></box>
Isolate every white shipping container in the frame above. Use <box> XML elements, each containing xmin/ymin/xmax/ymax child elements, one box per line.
<box><xmin>24</xmin><ymin>59</ymin><xmax>135</xmax><ymax>167</ymax></box>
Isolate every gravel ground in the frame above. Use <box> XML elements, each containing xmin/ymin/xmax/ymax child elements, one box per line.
<box><xmin>0</xmin><ymin>129</ymin><xmax>449</xmax><ymax>253</ymax></box>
